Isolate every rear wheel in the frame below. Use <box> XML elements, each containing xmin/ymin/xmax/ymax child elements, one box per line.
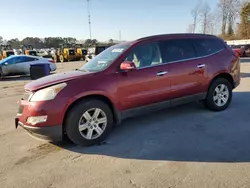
<box><xmin>205</xmin><ymin>78</ymin><xmax>232</xmax><ymax>111</ymax></box>
<box><xmin>65</xmin><ymin>99</ymin><xmax>113</xmax><ymax>146</ymax></box>
<box><xmin>60</xmin><ymin>55</ymin><xmax>64</xmax><ymax>63</ymax></box>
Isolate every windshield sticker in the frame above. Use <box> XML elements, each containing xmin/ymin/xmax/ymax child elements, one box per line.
<box><xmin>97</xmin><ymin>61</ymin><xmax>107</xmax><ymax>64</ymax></box>
<box><xmin>112</xmin><ymin>48</ymin><xmax>124</xmax><ymax>53</ymax></box>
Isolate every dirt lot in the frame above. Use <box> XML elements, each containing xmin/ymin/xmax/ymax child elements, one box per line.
<box><xmin>1</xmin><ymin>60</ymin><xmax>250</xmax><ymax>188</ymax></box>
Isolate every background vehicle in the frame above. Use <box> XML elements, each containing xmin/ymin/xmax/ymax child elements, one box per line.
<box><xmin>53</xmin><ymin>44</ymin><xmax>78</xmax><ymax>63</ymax></box>
<box><xmin>15</xmin><ymin>34</ymin><xmax>240</xmax><ymax>146</ymax></box>
<box><xmin>74</xmin><ymin>44</ymin><xmax>88</xmax><ymax>61</ymax></box>
<box><xmin>230</xmin><ymin>45</ymin><xmax>245</xmax><ymax>57</ymax></box>
<box><xmin>86</xmin><ymin>44</ymin><xmax>113</xmax><ymax>62</ymax></box>
<box><xmin>0</xmin><ymin>55</ymin><xmax>56</xmax><ymax>77</ymax></box>
<box><xmin>0</xmin><ymin>45</ymin><xmax>15</xmax><ymax>60</ymax></box>
<box><xmin>21</xmin><ymin>45</ymin><xmax>38</xmax><ymax>56</ymax></box>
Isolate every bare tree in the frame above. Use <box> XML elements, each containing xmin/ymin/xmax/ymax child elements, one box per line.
<box><xmin>187</xmin><ymin>24</ymin><xmax>194</xmax><ymax>33</ymax></box>
<box><xmin>200</xmin><ymin>1</ymin><xmax>211</xmax><ymax>34</ymax></box>
<box><xmin>218</xmin><ymin>0</ymin><xmax>242</xmax><ymax>36</ymax></box>
<box><xmin>191</xmin><ymin>2</ymin><xmax>202</xmax><ymax>33</ymax></box>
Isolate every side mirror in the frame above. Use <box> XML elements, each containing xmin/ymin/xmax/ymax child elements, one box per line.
<box><xmin>120</xmin><ymin>61</ymin><xmax>136</xmax><ymax>71</ymax></box>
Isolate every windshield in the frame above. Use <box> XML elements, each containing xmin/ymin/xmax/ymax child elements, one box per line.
<box><xmin>29</xmin><ymin>51</ymin><xmax>37</xmax><ymax>56</ymax></box>
<box><xmin>80</xmin><ymin>44</ymin><xmax>130</xmax><ymax>72</ymax></box>
<box><xmin>6</xmin><ymin>51</ymin><xmax>14</xmax><ymax>57</ymax></box>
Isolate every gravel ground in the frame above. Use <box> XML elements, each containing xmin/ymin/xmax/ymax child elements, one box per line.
<box><xmin>1</xmin><ymin>60</ymin><xmax>250</xmax><ymax>188</ymax></box>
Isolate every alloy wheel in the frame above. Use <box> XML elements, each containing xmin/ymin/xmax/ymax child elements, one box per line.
<box><xmin>213</xmin><ymin>84</ymin><xmax>229</xmax><ymax>107</ymax></box>
<box><xmin>78</xmin><ymin>108</ymin><xmax>107</xmax><ymax>140</ymax></box>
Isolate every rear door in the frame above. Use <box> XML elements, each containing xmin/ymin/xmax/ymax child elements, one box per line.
<box><xmin>117</xmin><ymin>41</ymin><xmax>172</xmax><ymax>112</ymax></box>
<box><xmin>22</xmin><ymin>56</ymin><xmax>39</xmax><ymax>74</ymax></box>
<box><xmin>158</xmin><ymin>38</ymin><xmax>207</xmax><ymax>101</ymax></box>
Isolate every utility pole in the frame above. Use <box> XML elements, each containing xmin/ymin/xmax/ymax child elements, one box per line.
<box><xmin>87</xmin><ymin>0</ymin><xmax>92</xmax><ymax>40</ymax></box>
<box><xmin>119</xmin><ymin>30</ymin><xmax>121</xmax><ymax>41</ymax></box>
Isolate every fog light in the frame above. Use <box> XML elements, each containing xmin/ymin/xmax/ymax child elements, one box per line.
<box><xmin>27</xmin><ymin>116</ymin><xmax>47</xmax><ymax>125</ymax></box>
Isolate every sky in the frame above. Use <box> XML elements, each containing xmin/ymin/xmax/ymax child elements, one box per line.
<box><xmin>1</xmin><ymin>0</ymin><xmax>219</xmax><ymax>41</ymax></box>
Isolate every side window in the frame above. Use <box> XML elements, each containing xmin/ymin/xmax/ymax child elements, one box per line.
<box><xmin>24</xmin><ymin>57</ymin><xmax>37</xmax><ymax>62</ymax></box>
<box><xmin>124</xmin><ymin>42</ymin><xmax>162</xmax><ymax>68</ymax></box>
<box><xmin>6</xmin><ymin>57</ymin><xmax>17</xmax><ymax>65</ymax></box>
<box><xmin>6</xmin><ymin>57</ymin><xmax>24</xmax><ymax>64</ymax></box>
<box><xmin>192</xmin><ymin>38</ymin><xmax>225</xmax><ymax>57</ymax></box>
<box><xmin>159</xmin><ymin>39</ymin><xmax>196</xmax><ymax>63</ymax></box>
<box><xmin>16</xmin><ymin>57</ymin><xmax>27</xmax><ymax>63</ymax></box>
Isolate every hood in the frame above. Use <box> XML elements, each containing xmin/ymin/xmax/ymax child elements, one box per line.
<box><xmin>25</xmin><ymin>70</ymin><xmax>90</xmax><ymax>91</ymax></box>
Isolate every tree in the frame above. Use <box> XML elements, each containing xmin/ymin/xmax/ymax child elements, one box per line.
<box><xmin>218</xmin><ymin>0</ymin><xmax>241</xmax><ymax>37</ymax></box>
<box><xmin>240</xmin><ymin>2</ymin><xmax>250</xmax><ymax>39</ymax></box>
<box><xmin>0</xmin><ymin>36</ymin><xmax>3</xmax><ymax>45</ymax></box>
<box><xmin>186</xmin><ymin>24</ymin><xmax>194</xmax><ymax>33</ymax></box>
<box><xmin>108</xmin><ymin>39</ymin><xmax>114</xmax><ymax>44</ymax></box>
<box><xmin>7</xmin><ymin>38</ymin><xmax>20</xmax><ymax>49</ymax></box>
<box><xmin>63</xmin><ymin>37</ymin><xmax>77</xmax><ymax>44</ymax></box>
<box><xmin>200</xmin><ymin>1</ymin><xmax>211</xmax><ymax>34</ymax></box>
<box><xmin>191</xmin><ymin>2</ymin><xmax>202</xmax><ymax>33</ymax></box>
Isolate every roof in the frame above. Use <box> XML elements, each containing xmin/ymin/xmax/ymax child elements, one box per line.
<box><xmin>136</xmin><ymin>33</ymin><xmax>218</xmax><ymax>42</ymax></box>
<box><xmin>9</xmin><ymin>55</ymin><xmax>43</xmax><ymax>59</ymax></box>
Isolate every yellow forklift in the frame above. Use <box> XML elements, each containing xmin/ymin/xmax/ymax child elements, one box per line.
<box><xmin>74</xmin><ymin>44</ymin><xmax>88</xmax><ymax>61</ymax></box>
<box><xmin>53</xmin><ymin>44</ymin><xmax>78</xmax><ymax>63</ymax></box>
<box><xmin>21</xmin><ymin>45</ymin><xmax>38</xmax><ymax>56</ymax></box>
<box><xmin>0</xmin><ymin>45</ymin><xmax>15</xmax><ymax>60</ymax></box>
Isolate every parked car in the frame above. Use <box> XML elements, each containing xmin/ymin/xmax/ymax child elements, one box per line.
<box><xmin>0</xmin><ymin>55</ymin><xmax>56</xmax><ymax>78</ymax></box>
<box><xmin>15</xmin><ymin>34</ymin><xmax>240</xmax><ymax>146</ymax></box>
<box><xmin>230</xmin><ymin>45</ymin><xmax>245</xmax><ymax>57</ymax></box>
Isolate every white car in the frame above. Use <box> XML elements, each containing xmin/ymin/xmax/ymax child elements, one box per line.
<box><xmin>0</xmin><ymin>55</ymin><xmax>56</xmax><ymax>77</ymax></box>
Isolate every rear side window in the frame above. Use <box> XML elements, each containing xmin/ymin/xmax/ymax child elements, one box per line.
<box><xmin>192</xmin><ymin>38</ymin><xmax>225</xmax><ymax>57</ymax></box>
<box><xmin>159</xmin><ymin>39</ymin><xmax>196</xmax><ymax>63</ymax></box>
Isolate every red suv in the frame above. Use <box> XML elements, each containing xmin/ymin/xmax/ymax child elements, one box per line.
<box><xmin>15</xmin><ymin>34</ymin><xmax>240</xmax><ymax>146</ymax></box>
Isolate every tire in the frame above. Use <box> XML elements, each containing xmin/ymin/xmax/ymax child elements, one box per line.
<box><xmin>205</xmin><ymin>78</ymin><xmax>232</xmax><ymax>111</ymax></box>
<box><xmin>65</xmin><ymin>99</ymin><xmax>114</xmax><ymax>146</ymax></box>
<box><xmin>60</xmin><ymin>55</ymin><xmax>64</xmax><ymax>63</ymax></box>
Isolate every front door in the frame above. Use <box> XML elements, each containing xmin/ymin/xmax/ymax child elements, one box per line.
<box><xmin>117</xmin><ymin>42</ymin><xmax>172</xmax><ymax>112</ymax></box>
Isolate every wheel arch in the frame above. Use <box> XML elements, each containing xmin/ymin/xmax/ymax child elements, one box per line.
<box><xmin>208</xmin><ymin>72</ymin><xmax>234</xmax><ymax>90</ymax></box>
<box><xmin>62</xmin><ymin>94</ymin><xmax>121</xmax><ymax>134</ymax></box>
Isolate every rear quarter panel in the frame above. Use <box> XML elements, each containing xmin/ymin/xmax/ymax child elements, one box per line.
<box><xmin>205</xmin><ymin>49</ymin><xmax>239</xmax><ymax>90</ymax></box>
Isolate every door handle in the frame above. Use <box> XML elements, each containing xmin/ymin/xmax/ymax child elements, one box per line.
<box><xmin>156</xmin><ymin>71</ymin><xmax>168</xmax><ymax>76</ymax></box>
<box><xmin>197</xmin><ymin>64</ymin><xmax>206</xmax><ymax>68</ymax></box>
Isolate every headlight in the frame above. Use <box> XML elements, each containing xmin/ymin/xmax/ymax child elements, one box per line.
<box><xmin>30</xmin><ymin>83</ymin><xmax>67</xmax><ymax>102</ymax></box>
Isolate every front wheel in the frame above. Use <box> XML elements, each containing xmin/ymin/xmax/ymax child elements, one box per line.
<box><xmin>205</xmin><ymin>78</ymin><xmax>232</xmax><ymax>111</ymax></box>
<box><xmin>65</xmin><ymin>99</ymin><xmax>113</xmax><ymax>146</ymax></box>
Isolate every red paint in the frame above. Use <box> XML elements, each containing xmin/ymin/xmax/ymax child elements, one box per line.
<box><xmin>16</xmin><ymin>34</ymin><xmax>240</xmax><ymax>130</ymax></box>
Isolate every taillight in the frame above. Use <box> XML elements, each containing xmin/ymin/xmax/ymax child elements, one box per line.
<box><xmin>49</xmin><ymin>59</ymin><xmax>54</xmax><ymax>63</ymax></box>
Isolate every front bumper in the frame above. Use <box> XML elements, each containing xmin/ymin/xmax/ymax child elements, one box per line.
<box><xmin>15</xmin><ymin>98</ymin><xmax>67</xmax><ymax>142</ymax></box>
<box><xmin>15</xmin><ymin>118</ymin><xmax>62</xmax><ymax>141</ymax></box>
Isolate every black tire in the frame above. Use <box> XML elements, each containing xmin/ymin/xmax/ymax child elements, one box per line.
<box><xmin>205</xmin><ymin>78</ymin><xmax>232</xmax><ymax>111</ymax></box>
<box><xmin>60</xmin><ymin>55</ymin><xmax>64</xmax><ymax>63</ymax></box>
<box><xmin>65</xmin><ymin>99</ymin><xmax>113</xmax><ymax>146</ymax></box>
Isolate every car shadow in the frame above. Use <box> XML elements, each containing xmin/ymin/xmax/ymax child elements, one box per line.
<box><xmin>54</xmin><ymin>91</ymin><xmax>250</xmax><ymax>163</ymax></box>
<box><xmin>0</xmin><ymin>72</ymin><xmax>56</xmax><ymax>82</ymax></box>
<box><xmin>241</xmin><ymin>72</ymin><xmax>250</xmax><ymax>78</ymax></box>
<box><xmin>0</xmin><ymin>75</ymin><xmax>31</xmax><ymax>81</ymax></box>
